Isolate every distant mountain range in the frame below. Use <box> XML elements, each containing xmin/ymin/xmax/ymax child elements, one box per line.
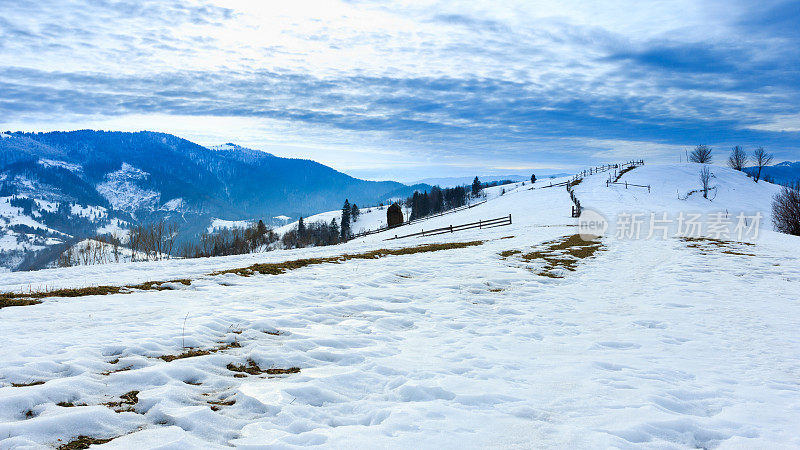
<box><xmin>744</xmin><ymin>161</ymin><xmax>800</xmax><ymax>185</ymax></box>
<box><xmin>413</xmin><ymin>172</ymin><xmax>571</xmax><ymax>188</ymax></box>
<box><xmin>0</xmin><ymin>130</ymin><xmax>427</xmax><ymax>270</ymax></box>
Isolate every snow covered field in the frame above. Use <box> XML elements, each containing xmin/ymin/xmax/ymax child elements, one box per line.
<box><xmin>1</xmin><ymin>164</ymin><xmax>799</xmax><ymax>448</ymax></box>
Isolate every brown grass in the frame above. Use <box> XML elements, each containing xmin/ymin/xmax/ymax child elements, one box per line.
<box><xmin>128</xmin><ymin>279</ymin><xmax>191</xmax><ymax>291</ymax></box>
<box><xmin>680</xmin><ymin>237</ymin><xmax>756</xmax><ymax>256</ymax></box>
<box><xmin>213</xmin><ymin>241</ymin><xmax>485</xmax><ymax>277</ymax></box>
<box><xmin>510</xmin><ymin>234</ymin><xmax>604</xmax><ymax>278</ymax></box>
<box><xmin>100</xmin><ymin>366</ymin><xmax>132</xmax><ymax>376</ymax></box>
<box><xmin>0</xmin><ymin>279</ymin><xmax>192</xmax><ymax>308</ymax></box>
<box><xmin>11</xmin><ymin>380</ymin><xmax>45</xmax><ymax>387</ymax></box>
<box><xmin>103</xmin><ymin>390</ymin><xmax>139</xmax><ymax>412</ymax></box>
<box><xmin>159</xmin><ymin>341</ymin><xmax>241</xmax><ymax>362</ymax></box>
<box><xmin>0</xmin><ymin>298</ymin><xmax>42</xmax><ymax>308</ymax></box>
<box><xmin>207</xmin><ymin>399</ymin><xmax>236</xmax><ymax>411</ymax></box>
<box><xmin>2</xmin><ymin>241</ymin><xmax>483</xmax><ymax>307</ymax></box>
<box><xmin>614</xmin><ymin>165</ymin><xmax>637</xmax><ymax>182</ymax></box>
<box><xmin>226</xmin><ymin>359</ymin><xmax>300</xmax><ymax>376</ymax></box>
<box><xmin>499</xmin><ymin>250</ymin><xmax>521</xmax><ymax>258</ymax></box>
<box><xmin>56</xmin><ymin>401</ymin><xmax>86</xmax><ymax>407</ymax></box>
<box><xmin>58</xmin><ymin>436</ymin><xmax>114</xmax><ymax>449</ymax></box>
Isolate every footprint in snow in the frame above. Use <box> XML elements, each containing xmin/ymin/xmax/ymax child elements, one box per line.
<box><xmin>593</xmin><ymin>341</ymin><xmax>641</xmax><ymax>350</ymax></box>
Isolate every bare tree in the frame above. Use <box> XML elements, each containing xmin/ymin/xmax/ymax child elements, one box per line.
<box><xmin>110</xmin><ymin>233</ymin><xmax>121</xmax><ymax>263</ymax></box>
<box><xmin>772</xmin><ymin>181</ymin><xmax>800</xmax><ymax>235</ymax></box>
<box><xmin>689</xmin><ymin>145</ymin><xmax>713</xmax><ymax>163</ymax></box>
<box><xmin>752</xmin><ymin>147</ymin><xmax>773</xmax><ymax>182</ymax></box>
<box><xmin>700</xmin><ymin>166</ymin><xmax>712</xmax><ymax>199</ymax></box>
<box><xmin>727</xmin><ymin>145</ymin><xmax>748</xmax><ymax>171</ymax></box>
<box><xmin>164</xmin><ymin>223</ymin><xmax>179</xmax><ymax>257</ymax></box>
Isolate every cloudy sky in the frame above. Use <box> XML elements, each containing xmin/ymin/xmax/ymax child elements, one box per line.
<box><xmin>1</xmin><ymin>0</ymin><xmax>799</xmax><ymax>180</ymax></box>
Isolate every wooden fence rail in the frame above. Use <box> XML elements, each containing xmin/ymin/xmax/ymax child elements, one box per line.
<box><xmin>352</xmin><ymin>200</ymin><xmax>487</xmax><ymax>239</ymax></box>
<box><xmin>606</xmin><ymin>180</ymin><xmax>651</xmax><ymax>192</ymax></box>
<box><xmin>384</xmin><ymin>214</ymin><xmax>512</xmax><ymax>241</ymax></box>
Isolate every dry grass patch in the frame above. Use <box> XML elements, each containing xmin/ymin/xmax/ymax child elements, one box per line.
<box><xmin>207</xmin><ymin>399</ymin><xmax>236</xmax><ymax>411</ymax></box>
<box><xmin>227</xmin><ymin>359</ymin><xmax>300</xmax><ymax>377</ymax></box>
<box><xmin>128</xmin><ymin>279</ymin><xmax>191</xmax><ymax>291</ymax></box>
<box><xmin>0</xmin><ymin>279</ymin><xmax>192</xmax><ymax>308</ymax></box>
<box><xmin>614</xmin><ymin>165</ymin><xmax>637</xmax><ymax>182</ymax></box>
<box><xmin>214</xmin><ymin>241</ymin><xmax>485</xmax><ymax>277</ymax></box>
<box><xmin>508</xmin><ymin>234</ymin><xmax>604</xmax><ymax>278</ymax></box>
<box><xmin>2</xmin><ymin>242</ymin><xmax>483</xmax><ymax>308</ymax></box>
<box><xmin>0</xmin><ymin>297</ymin><xmax>42</xmax><ymax>308</ymax></box>
<box><xmin>103</xmin><ymin>391</ymin><xmax>138</xmax><ymax>413</ymax></box>
<box><xmin>56</xmin><ymin>401</ymin><xmax>86</xmax><ymax>407</ymax></box>
<box><xmin>159</xmin><ymin>341</ymin><xmax>241</xmax><ymax>362</ymax></box>
<box><xmin>680</xmin><ymin>237</ymin><xmax>756</xmax><ymax>256</ymax></box>
<box><xmin>499</xmin><ymin>250</ymin><xmax>521</xmax><ymax>258</ymax></box>
<box><xmin>58</xmin><ymin>436</ymin><xmax>114</xmax><ymax>450</ymax></box>
<box><xmin>100</xmin><ymin>365</ymin><xmax>133</xmax><ymax>376</ymax></box>
<box><xmin>11</xmin><ymin>380</ymin><xmax>45</xmax><ymax>387</ymax></box>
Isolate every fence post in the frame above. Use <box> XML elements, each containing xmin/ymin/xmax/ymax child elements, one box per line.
<box><xmin>625</xmin><ymin>181</ymin><xmax>628</xmax><ymax>189</ymax></box>
<box><xmin>648</xmin><ymin>185</ymin><xmax>650</xmax><ymax>193</ymax></box>
<box><xmin>479</xmin><ymin>220</ymin><xmax>482</xmax><ymax>229</ymax></box>
<box><xmin>508</xmin><ymin>214</ymin><xmax>512</xmax><ymax>224</ymax></box>
<box><xmin>449</xmin><ymin>225</ymin><xmax>453</xmax><ymax>233</ymax></box>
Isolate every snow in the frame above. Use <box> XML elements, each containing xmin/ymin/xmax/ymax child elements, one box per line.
<box><xmin>208</xmin><ymin>219</ymin><xmax>253</xmax><ymax>233</ymax></box>
<box><xmin>0</xmin><ymin>197</ymin><xmax>57</xmax><ymax>234</ymax></box>
<box><xmin>96</xmin><ymin>219</ymin><xmax>129</xmax><ymax>238</ymax></box>
<box><xmin>1</xmin><ymin>163</ymin><xmax>799</xmax><ymax>448</ymax></box>
<box><xmin>70</xmin><ymin>204</ymin><xmax>108</xmax><ymax>220</ymax></box>
<box><xmin>37</xmin><ymin>159</ymin><xmax>82</xmax><ymax>173</ymax></box>
<box><xmin>160</xmin><ymin>198</ymin><xmax>185</xmax><ymax>212</ymax></box>
<box><xmin>208</xmin><ymin>143</ymin><xmax>239</xmax><ymax>152</ymax></box>
<box><xmin>58</xmin><ymin>238</ymin><xmax>147</xmax><ymax>266</ymax></box>
<box><xmin>33</xmin><ymin>199</ymin><xmax>58</xmax><ymax>213</ymax></box>
<box><xmin>96</xmin><ymin>163</ymin><xmax>160</xmax><ymax>212</ymax></box>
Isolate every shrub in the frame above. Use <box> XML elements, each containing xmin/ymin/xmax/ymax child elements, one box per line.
<box><xmin>772</xmin><ymin>181</ymin><xmax>800</xmax><ymax>236</ymax></box>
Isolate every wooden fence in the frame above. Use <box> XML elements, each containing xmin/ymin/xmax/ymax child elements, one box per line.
<box><xmin>384</xmin><ymin>214</ymin><xmax>512</xmax><ymax>241</ymax></box>
<box><xmin>606</xmin><ymin>180</ymin><xmax>650</xmax><ymax>191</ymax></box>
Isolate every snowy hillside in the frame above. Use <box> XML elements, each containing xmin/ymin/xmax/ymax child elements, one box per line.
<box><xmin>1</xmin><ymin>163</ymin><xmax>799</xmax><ymax>448</ymax></box>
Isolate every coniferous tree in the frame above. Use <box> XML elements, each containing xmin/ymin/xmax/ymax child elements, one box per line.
<box><xmin>330</xmin><ymin>218</ymin><xmax>339</xmax><ymax>244</ymax></box>
<box><xmin>350</xmin><ymin>203</ymin><xmax>360</xmax><ymax>222</ymax></box>
<box><xmin>341</xmin><ymin>199</ymin><xmax>351</xmax><ymax>240</ymax></box>
<box><xmin>298</xmin><ymin>216</ymin><xmax>305</xmax><ymax>235</ymax></box>
<box><xmin>531</xmin><ymin>173</ymin><xmax>536</xmax><ymax>183</ymax></box>
<box><xmin>472</xmin><ymin>176</ymin><xmax>482</xmax><ymax>197</ymax></box>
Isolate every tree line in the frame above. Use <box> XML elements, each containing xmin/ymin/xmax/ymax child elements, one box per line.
<box><xmin>178</xmin><ymin>220</ymin><xmax>277</xmax><ymax>258</ymax></box>
<box><xmin>689</xmin><ymin>144</ymin><xmax>774</xmax><ymax>183</ymax></box>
